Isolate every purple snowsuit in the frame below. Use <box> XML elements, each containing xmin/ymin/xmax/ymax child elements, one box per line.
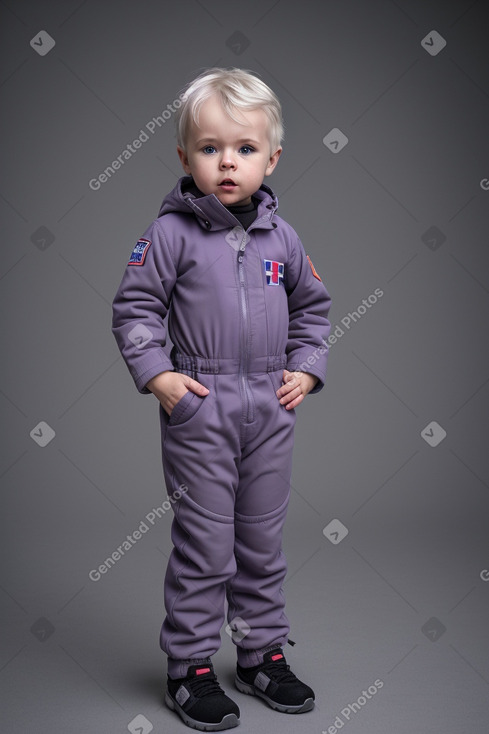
<box><xmin>112</xmin><ymin>176</ymin><xmax>331</xmax><ymax>675</ymax></box>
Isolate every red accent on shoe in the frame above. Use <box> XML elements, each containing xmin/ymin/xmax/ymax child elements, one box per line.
<box><xmin>196</xmin><ymin>667</ymin><xmax>211</xmax><ymax>675</ymax></box>
<box><xmin>271</xmin><ymin>654</ymin><xmax>283</xmax><ymax>661</ymax></box>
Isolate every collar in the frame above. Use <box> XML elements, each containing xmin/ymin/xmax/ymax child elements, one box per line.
<box><xmin>180</xmin><ymin>176</ymin><xmax>278</xmax><ymax>232</ymax></box>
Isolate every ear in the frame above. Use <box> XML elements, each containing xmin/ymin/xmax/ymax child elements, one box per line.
<box><xmin>177</xmin><ymin>146</ymin><xmax>192</xmax><ymax>174</ymax></box>
<box><xmin>264</xmin><ymin>147</ymin><xmax>282</xmax><ymax>177</ymax></box>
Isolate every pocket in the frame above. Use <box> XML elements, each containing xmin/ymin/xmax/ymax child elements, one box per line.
<box><xmin>268</xmin><ymin>369</ymin><xmax>284</xmax><ymax>396</ymax></box>
<box><xmin>267</xmin><ymin>369</ymin><xmax>297</xmax><ymax>416</ymax></box>
<box><xmin>168</xmin><ymin>390</ymin><xmax>205</xmax><ymax>427</ymax></box>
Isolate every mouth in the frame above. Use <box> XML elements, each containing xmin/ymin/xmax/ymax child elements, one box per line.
<box><xmin>219</xmin><ymin>179</ymin><xmax>237</xmax><ymax>187</ymax></box>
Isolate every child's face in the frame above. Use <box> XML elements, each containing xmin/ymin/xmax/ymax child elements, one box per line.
<box><xmin>177</xmin><ymin>94</ymin><xmax>282</xmax><ymax>206</ymax></box>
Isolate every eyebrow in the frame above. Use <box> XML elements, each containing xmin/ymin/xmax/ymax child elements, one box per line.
<box><xmin>195</xmin><ymin>137</ymin><xmax>261</xmax><ymax>146</ymax></box>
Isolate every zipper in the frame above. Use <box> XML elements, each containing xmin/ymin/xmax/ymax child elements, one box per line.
<box><xmin>190</xmin><ymin>197</ymin><xmax>271</xmax><ymax>425</ymax></box>
<box><xmin>237</xmin><ymin>227</ymin><xmax>254</xmax><ymax>423</ymax></box>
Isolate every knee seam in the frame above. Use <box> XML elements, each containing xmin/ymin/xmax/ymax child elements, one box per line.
<box><xmin>234</xmin><ymin>491</ymin><xmax>290</xmax><ymax>524</ymax></box>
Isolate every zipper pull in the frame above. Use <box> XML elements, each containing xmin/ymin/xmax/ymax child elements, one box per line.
<box><xmin>236</xmin><ymin>228</ymin><xmax>248</xmax><ymax>263</ymax></box>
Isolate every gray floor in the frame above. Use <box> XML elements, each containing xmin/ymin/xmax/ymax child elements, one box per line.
<box><xmin>2</xmin><ymin>399</ymin><xmax>488</xmax><ymax>733</ymax></box>
<box><xmin>1</xmin><ymin>497</ymin><xmax>488</xmax><ymax>734</ymax></box>
<box><xmin>2</xmin><ymin>0</ymin><xmax>489</xmax><ymax>732</ymax></box>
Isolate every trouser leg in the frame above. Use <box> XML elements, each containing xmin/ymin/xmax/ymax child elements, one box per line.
<box><xmin>162</xmin><ymin>494</ymin><xmax>237</xmax><ymax>674</ymax></box>
<box><xmin>226</xmin><ymin>373</ymin><xmax>296</xmax><ymax>667</ymax></box>
<box><xmin>157</xmin><ymin>377</ymin><xmax>241</xmax><ymax>669</ymax></box>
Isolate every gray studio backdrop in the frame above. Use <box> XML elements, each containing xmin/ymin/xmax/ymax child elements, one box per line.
<box><xmin>1</xmin><ymin>1</ymin><xmax>488</xmax><ymax>732</ymax></box>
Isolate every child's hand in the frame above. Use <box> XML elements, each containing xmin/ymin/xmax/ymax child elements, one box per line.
<box><xmin>276</xmin><ymin>369</ymin><xmax>318</xmax><ymax>410</ymax></box>
<box><xmin>146</xmin><ymin>370</ymin><xmax>209</xmax><ymax>416</ymax></box>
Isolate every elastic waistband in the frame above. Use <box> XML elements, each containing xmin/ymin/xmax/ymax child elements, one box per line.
<box><xmin>172</xmin><ymin>350</ymin><xmax>287</xmax><ymax>375</ymax></box>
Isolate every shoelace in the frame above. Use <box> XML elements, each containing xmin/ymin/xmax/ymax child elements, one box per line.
<box><xmin>259</xmin><ymin>658</ymin><xmax>298</xmax><ymax>685</ymax></box>
<box><xmin>188</xmin><ymin>671</ymin><xmax>225</xmax><ymax>698</ymax></box>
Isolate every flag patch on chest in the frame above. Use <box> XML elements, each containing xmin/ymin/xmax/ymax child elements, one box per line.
<box><xmin>128</xmin><ymin>238</ymin><xmax>151</xmax><ymax>266</ymax></box>
<box><xmin>264</xmin><ymin>259</ymin><xmax>284</xmax><ymax>286</ymax></box>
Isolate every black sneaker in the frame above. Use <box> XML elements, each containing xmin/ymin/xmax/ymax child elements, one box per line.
<box><xmin>235</xmin><ymin>648</ymin><xmax>315</xmax><ymax>714</ymax></box>
<box><xmin>165</xmin><ymin>661</ymin><xmax>240</xmax><ymax>731</ymax></box>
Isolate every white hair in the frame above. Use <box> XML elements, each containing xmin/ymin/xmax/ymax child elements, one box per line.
<box><xmin>175</xmin><ymin>67</ymin><xmax>284</xmax><ymax>153</ymax></box>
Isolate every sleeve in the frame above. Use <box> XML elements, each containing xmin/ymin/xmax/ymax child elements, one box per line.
<box><xmin>111</xmin><ymin>220</ymin><xmax>177</xmax><ymax>394</ymax></box>
<box><xmin>285</xmin><ymin>233</ymin><xmax>332</xmax><ymax>394</ymax></box>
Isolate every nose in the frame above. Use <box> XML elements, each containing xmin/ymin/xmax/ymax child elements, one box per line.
<box><xmin>219</xmin><ymin>148</ymin><xmax>236</xmax><ymax>169</ymax></box>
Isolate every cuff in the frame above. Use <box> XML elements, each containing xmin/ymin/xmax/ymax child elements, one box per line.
<box><xmin>131</xmin><ymin>351</ymin><xmax>175</xmax><ymax>394</ymax></box>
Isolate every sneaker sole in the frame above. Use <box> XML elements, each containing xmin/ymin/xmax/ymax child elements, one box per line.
<box><xmin>165</xmin><ymin>690</ymin><xmax>240</xmax><ymax>731</ymax></box>
<box><xmin>234</xmin><ymin>674</ymin><xmax>315</xmax><ymax>714</ymax></box>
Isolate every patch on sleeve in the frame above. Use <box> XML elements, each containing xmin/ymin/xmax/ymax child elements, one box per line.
<box><xmin>306</xmin><ymin>255</ymin><xmax>322</xmax><ymax>281</ymax></box>
<box><xmin>128</xmin><ymin>238</ymin><xmax>151</xmax><ymax>266</ymax></box>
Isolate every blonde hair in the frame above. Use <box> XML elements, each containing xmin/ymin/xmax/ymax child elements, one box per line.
<box><xmin>175</xmin><ymin>67</ymin><xmax>284</xmax><ymax>153</ymax></box>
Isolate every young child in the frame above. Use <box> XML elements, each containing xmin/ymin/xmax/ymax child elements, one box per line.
<box><xmin>112</xmin><ymin>67</ymin><xmax>332</xmax><ymax>731</ymax></box>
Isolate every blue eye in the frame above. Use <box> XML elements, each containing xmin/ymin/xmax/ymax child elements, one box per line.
<box><xmin>202</xmin><ymin>145</ymin><xmax>216</xmax><ymax>154</ymax></box>
<box><xmin>239</xmin><ymin>145</ymin><xmax>254</xmax><ymax>154</ymax></box>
